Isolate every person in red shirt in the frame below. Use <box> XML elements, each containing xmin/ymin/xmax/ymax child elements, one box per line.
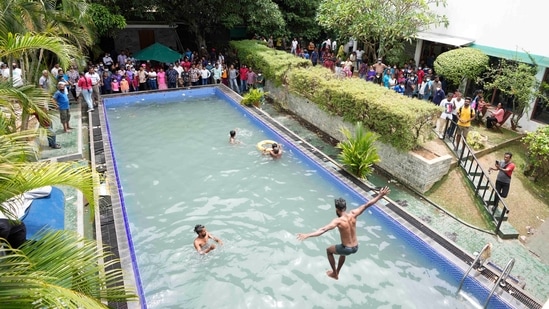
<box><xmin>239</xmin><ymin>65</ymin><xmax>248</xmax><ymax>93</ymax></box>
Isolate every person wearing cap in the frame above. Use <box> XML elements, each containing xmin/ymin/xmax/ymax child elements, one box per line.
<box><xmin>52</xmin><ymin>82</ymin><xmax>73</xmax><ymax>132</ymax></box>
<box><xmin>297</xmin><ymin>187</ymin><xmax>390</xmax><ymax>280</ymax></box>
<box><xmin>193</xmin><ymin>224</ymin><xmax>223</xmax><ymax>254</ymax></box>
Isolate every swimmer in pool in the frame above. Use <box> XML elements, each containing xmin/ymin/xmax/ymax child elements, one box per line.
<box><xmin>229</xmin><ymin>130</ymin><xmax>238</xmax><ymax>144</ymax></box>
<box><xmin>193</xmin><ymin>224</ymin><xmax>223</xmax><ymax>254</ymax></box>
<box><xmin>297</xmin><ymin>186</ymin><xmax>390</xmax><ymax>280</ymax></box>
<box><xmin>264</xmin><ymin>142</ymin><xmax>282</xmax><ymax>159</ymax></box>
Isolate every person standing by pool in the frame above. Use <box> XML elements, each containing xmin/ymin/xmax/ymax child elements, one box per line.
<box><xmin>52</xmin><ymin>82</ymin><xmax>73</xmax><ymax>133</ymax></box>
<box><xmin>193</xmin><ymin>224</ymin><xmax>223</xmax><ymax>255</ymax></box>
<box><xmin>297</xmin><ymin>186</ymin><xmax>391</xmax><ymax>280</ymax></box>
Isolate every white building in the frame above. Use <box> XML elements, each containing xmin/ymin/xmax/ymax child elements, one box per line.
<box><xmin>415</xmin><ymin>0</ymin><xmax>548</xmax><ymax>132</ymax></box>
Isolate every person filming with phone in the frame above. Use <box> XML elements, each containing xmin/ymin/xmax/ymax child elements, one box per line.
<box><xmin>488</xmin><ymin>152</ymin><xmax>515</xmax><ymax>207</ymax></box>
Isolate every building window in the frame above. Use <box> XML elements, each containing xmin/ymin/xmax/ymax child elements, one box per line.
<box><xmin>531</xmin><ymin>68</ymin><xmax>549</xmax><ymax>124</ymax></box>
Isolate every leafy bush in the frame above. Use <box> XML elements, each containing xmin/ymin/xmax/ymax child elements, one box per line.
<box><xmin>230</xmin><ymin>40</ymin><xmax>311</xmax><ymax>86</ymax></box>
<box><xmin>287</xmin><ymin>66</ymin><xmax>441</xmax><ymax>150</ymax></box>
<box><xmin>337</xmin><ymin>122</ymin><xmax>380</xmax><ymax>179</ymax></box>
<box><xmin>231</xmin><ymin>40</ymin><xmax>442</xmax><ymax>151</ymax></box>
<box><xmin>241</xmin><ymin>88</ymin><xmax>265</xmax><ymax>107</ymax></box>
<box><xmin>466</xmin><ymin>131</ymin><xmax>486</xmax><ymax>150</ymax></box>
<box><xmin>522</xmin><ymin>126</ymin><xmax>549</xmax><ymax>181</ymax></box>
<box><xmin>434</xmin><ymin>48</ymin><xmax>489</xmax><ymax>89</ymax></box>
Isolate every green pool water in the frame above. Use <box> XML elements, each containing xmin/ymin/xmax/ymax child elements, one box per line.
<box><xmin>105</xmin><ymin>92</ymin><xmax>493</xmax><ymax>309</ymax></box>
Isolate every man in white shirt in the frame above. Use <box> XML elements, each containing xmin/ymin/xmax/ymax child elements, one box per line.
<box><xmin>12</xmin><ymin>63</ymin><xmax>24</xmax><ymax>87</ymax></box>
<box><xmin>51</xmin><ymin>63</ymin><xmax>60</xmax><ymax>77</ymax></box>
<box><xmin>103</xmin><ymin>53</ymin><xmax>114</xmax><ymax>67</ymax></box>
<box><xmin>355</xmin><ymin>48</ymin><xmax>364</xmax><ymax>70</ymax></box>
<box><xmin>447</xmin><ymin>91</ymin><xmax>464</xmax><ymax>138</ymax></box>
<box><xmin>291</xmin><ymin>38</ymin><xmax>298</xmax><ymax>56</ymax></box>
<box><xmin>38</xmin><ymin>70</ymin><xmax>50</xmax><ymax>90</ymax></box>
<box><xmin>174</xmin><ymin>62</ymin><xmax>184</xmax><ymax>87</ymax></box>
<box><xmin>85</xmin><ymin>67</ymin><xmax>101</xmax><ymax>106</ymax></box>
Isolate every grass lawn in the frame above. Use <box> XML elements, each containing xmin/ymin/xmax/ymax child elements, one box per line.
<box><xmin>426</xmin><ymin>129</ymin><xmax>549</xmax><ymax>236</ymax></box>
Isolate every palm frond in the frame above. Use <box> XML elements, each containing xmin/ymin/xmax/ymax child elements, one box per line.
<box><xmin>0</xmin><ymin>230</ymin><xmax>138</xmax><ymax>308</ymax></box>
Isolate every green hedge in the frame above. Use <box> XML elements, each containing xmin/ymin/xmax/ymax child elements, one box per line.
<box><xmin>230</xmin><ymin>40</ymin><xmax>311</xmax><ymax>86</ymax></box>
<box><xmin>231</xmin><ymin>40</ymin><xmax>441</xmax><ymax>151</ymax></box>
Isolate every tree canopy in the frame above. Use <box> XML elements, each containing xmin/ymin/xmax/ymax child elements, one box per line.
<box><xmin>482</xmin><ymin>58</ymin><xmax>545</xmax><ymax>129</ymax></box>
<box><xmin>317</xmin><ymin>0</ymin><xmax>449</xmax><ymax>61</ymax></box>
<box><xmin>434</xmin><ymin>47</ymin><xmax>489</xmax><ymax>91</ymax></box>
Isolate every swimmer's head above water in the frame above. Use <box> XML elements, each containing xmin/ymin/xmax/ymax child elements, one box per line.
<box><xmin>194</xmin><ymin>224</ymin><xmax>205</xmax><ymax>235</ymax></box>
<box><xmin>230</xmin><ymin>130</ymin><xmax>236</xmax><ymax>137</ymax></box>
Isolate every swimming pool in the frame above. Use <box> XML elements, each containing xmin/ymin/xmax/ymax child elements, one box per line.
<box><xmin>102</xmin><ymin>87</ymin><xmax>518</xmax><ymax>308</ymax></box>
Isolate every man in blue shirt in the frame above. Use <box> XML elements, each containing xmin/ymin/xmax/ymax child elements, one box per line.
<box><xmin>52</xmin><ymin>82</ymin><xmax>72</xmax><ymax>133</ymax></box>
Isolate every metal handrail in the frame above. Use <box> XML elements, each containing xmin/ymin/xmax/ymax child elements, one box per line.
<box><xmin>444</xmin><ymin>121</ymin><xmax>510</xmax><ymax>235</ymax></box>
<box><xmin>457</xmin><ymin>243</ymin><xmax>492</xmax><ymax>293</ymax></box>
<box><xmin>482</xmin><ymin>258</ymin><xmax>515</xmax><ymax>309</ymax></box>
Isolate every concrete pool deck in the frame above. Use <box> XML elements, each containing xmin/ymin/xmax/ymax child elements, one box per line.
<box><xmin>42</xmin><ymin>87</ymin><xmax>547</xmax><ymax>307</ymax></box>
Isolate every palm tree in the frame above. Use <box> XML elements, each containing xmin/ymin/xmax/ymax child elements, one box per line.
<box><xmin>0</xmin><ymin>231</ymin><xmax>138</xmax><ymax>308</ymax></box>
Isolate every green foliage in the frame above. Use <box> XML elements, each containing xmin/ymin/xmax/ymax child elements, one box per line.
<box><xmin>287</xmin><ymin>67</ymin><xmax>441</xmax><ymax>150</ymax></box>
<box><xmin>434</xmin><ymin>47</ymin><xmax>489</xmax><ymax>89</ymax></box>
<box><xmin>88</xmin><ymin>3</ymin><xmax>127</xmax><ymax>37</ymax></box>
<box><xmin>482</xmin><ymin>59</ymin><xmax>544</xmax><ymax>128</ymax></box>
<box><xmin>275</xmin><ymin>0</ymin><xmax>321</xmax><ymax>40</ymax></box>
<box><xmin>232</xmin><ymin>40</ymin><xmax>441</xmax><ymax>151</ymax></box>
<box><xmin>466</xmin><ymin>131</ymin><xmax>486</xmax><ymax>150</ymax></box>
<box><xmin>522</xmin><ymin>126</ymin><xmax>549</xmax><ymax>181</ymax></box>
<box><xmin>241</xmin><ymin>88</ymin><xmax>265</xmax><ymax>107</ymax></box>
<box><xmin>0</xmin><ymin>230</ymin><xmax>137</xmax><ymax>308</ymax></box>
<box><xmin>337</xmin><ymin>122</ymin><xmax>380</xmax><ymax>179</ymax></box>
<box><xmin>230</xmin><ymin>40</ymin><xmax>310</xmax><ymax>85</ymax></box>
<box><xmin>316</xmin><ymin>0</ymin><xmax>448</xmax><ymax>61</ymax></box>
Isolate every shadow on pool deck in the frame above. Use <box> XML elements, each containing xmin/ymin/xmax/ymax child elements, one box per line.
<box><xmin>40</xmin><ymin>95</ymin><xmax>549</xmax><ymax>305</ymax></box>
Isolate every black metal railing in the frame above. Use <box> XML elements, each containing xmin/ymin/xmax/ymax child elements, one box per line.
<box><xmin>441</xmin><ymin>118</ymin><xmax>510</xmax><ymax>236</ymax></box>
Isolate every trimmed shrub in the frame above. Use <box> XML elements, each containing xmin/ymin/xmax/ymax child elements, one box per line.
<box><xmin>434</xmin><ymin>47</ymin><xmax>489</xmax><ymax>89</ymax></box>
<box><xmin>231</xmin><ymin>40</ymin><xmax>441</xmax><ymax>151</ymax></box>
<box><xmin>230</xmin><ymin>40</ymin><xmax>311</xmax><ymax>86</ymax></box>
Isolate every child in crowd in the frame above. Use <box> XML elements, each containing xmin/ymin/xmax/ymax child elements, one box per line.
<box><xmin>120</xmin><ymin>76</ymin><xmax>130</xmax><ymax>93</ymax></box>
<box><xmin>111</xmin><ymin>78</ymin><xmax>120</xmax><ymax>93</ymax></box>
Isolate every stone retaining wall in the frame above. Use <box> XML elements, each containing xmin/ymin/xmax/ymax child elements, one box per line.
<box><xmin>266</xmin><ymin>81</ymin><xmax>452</xmax><ymax>193</ymax></box>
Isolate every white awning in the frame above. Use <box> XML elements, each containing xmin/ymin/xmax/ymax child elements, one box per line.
<box><xmin>415</xmin><ymin>31</ymin><xmax>474</xmax><ymax>47</ymax></box>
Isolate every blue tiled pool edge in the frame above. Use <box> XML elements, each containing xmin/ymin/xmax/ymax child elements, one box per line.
<box><xmin>97</xmin><ymin>85</ymin><xmax>540</xmax><ymax>309</ymax></box>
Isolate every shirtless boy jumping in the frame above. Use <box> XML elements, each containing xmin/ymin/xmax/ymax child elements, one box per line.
<box><xmin>193</xmin><ymin>224</ymin><xmax>223</xmax><ymax>255</ymax></box>
<box><xmin>297</xmin><ymin>186</ymin><xmax>390</xmax><ymax>279</ymax></box>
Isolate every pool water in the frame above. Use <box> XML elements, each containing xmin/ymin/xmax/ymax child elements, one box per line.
<box><xmin>104</xmin><ymin>89</ymin><xmax>508</xmax><ymax>308</ymax></box>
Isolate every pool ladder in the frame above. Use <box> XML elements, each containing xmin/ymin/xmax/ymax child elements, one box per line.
<box><xmin>456</xmin><ymin>243</ymin><xmax>516</xmax><ymax>308</ymax></box>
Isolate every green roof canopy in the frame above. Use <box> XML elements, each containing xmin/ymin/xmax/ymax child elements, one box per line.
<box><xmin>133</xmin><ymin>42</ymin><xmax>182</xmax><ymax>63</ymax></box>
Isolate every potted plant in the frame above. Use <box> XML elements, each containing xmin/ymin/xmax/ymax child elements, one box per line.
<box><xmin>241</xmin><ymin>88</ymin><xmax>265</xmax><ymax>107</ymax></box>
